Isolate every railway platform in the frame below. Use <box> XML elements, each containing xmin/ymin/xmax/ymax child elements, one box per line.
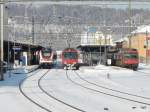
<box><xmin>9</xmin><ymin>65</ymin><xmax>39</xmax><ymax>74</ymax></box>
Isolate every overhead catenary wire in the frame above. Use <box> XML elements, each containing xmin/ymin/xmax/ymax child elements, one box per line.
<box><xmin>4</xmin><ymin>0</ymin><xmax>150</xmax><ymax>5</ymax></box>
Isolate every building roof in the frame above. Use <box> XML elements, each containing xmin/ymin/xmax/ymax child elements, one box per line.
<box><xmin>115</xmin><ymin>25</ymin><xmax>150</xmax><ymax>43</ymax></box>
<box><xmin>132</xmin><ymin>25</ymin><xmax>150</xmax><ymax>34</ymax></box>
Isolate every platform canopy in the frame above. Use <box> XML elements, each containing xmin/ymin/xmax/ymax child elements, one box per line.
<box><xmin>77</xmin><ymin>45</ymin><xmax>112</xmax><ymax>52</ymax></box>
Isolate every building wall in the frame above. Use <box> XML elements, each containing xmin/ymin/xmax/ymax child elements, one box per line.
<box><xmin>131</xmin><ymin>34</ymin><xmax>147</xmax><ymax>58</ymax></box>
<box><xmin>122</xmin><ymin>33</ymin><xmax>150</xmax><ymax>63</ymax></box>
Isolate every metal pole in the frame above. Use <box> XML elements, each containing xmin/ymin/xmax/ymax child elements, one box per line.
<box><xmin>146</xmin><ymin>31</ymin><xmax>148</xmax><ymax>65</ymax></box>
<box><xmin>7</xmin><ymin>36</ymin><xmax>10</xmax><ymax>77</ymax></box>
<box><xmin>28</xmin><ymin>44</ymin><xmax>30</xmax><ymax>65</ymax></box>
<box><xmin>13</xmin><ymin>25</ymin><xmax>15</xmax><ymax>67</ymax></box>
<box><xmin>104</xmin><ymin>2</ymin><xmax>107</xmax><ymax>65</ymax></box>
<box><xmin>0</xmin><ymin>1</ymin><xmax>4</xmax><ymax>80</ymax></box>
<box><xmin>68</xmin><ymin>38</ymin><xmax>71</xmax><ymax>48</ymax></box>
<box><xmin>104</xmin><ymin>33</ymin><xmax>107</xmax><ymax>65</ymax></box>
<box><xmin>32</xmin><ymin>16</ymin><xmax>34</xmax><ymax>44</ymax></box>
<box><xmin>99</xmin><ymin>33</ymin><xmax>101</xmax><ymax>64</ymax></box>
<box><xmin>128</xmin><ymin>0</ymin><xmax>132</xmax><ymax>48</ymax></box>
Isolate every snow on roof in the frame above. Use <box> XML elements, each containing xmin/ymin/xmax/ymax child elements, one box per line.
<box><xmin>124</xmin><ymin>37</ymin><xmax>129</xmax><ymax>41</ymax></box>
<box><xmin>132</xmin><ymin>25</ymin><xmax>150</xmax><ymax>34</ymax></box>
<box><xmin>114</xmin><ymin>38</ymin><xmax>124</xmax><ymax>42</ymax></box>
<box><xmin>115</xmin><ymin>37</ymin><xmax>129</xmax><ymax>42</ymax></box>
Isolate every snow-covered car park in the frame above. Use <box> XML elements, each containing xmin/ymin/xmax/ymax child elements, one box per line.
<box><xmin>0</xmin><ymin>64</ymin><xmax>150</xmax><ymax>112</ymax></box>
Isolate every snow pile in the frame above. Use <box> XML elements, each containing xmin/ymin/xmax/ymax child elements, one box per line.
<box><xmin>94</xmin><ymin>64</ymin><xmax>109</xmax><ymax>70</ymax></box>
<box><xmin>139</xmin><ymin>63</ymin><xmax>150</xmax><ymax>69</ymax></box>
<box><xmin>138</xmin><ymin>63</ymin><xmax>150</xmax><ymax>74</ymax></box>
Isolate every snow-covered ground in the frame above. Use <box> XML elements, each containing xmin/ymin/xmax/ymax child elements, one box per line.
<box><xmin>0</xmin><ymin>64</ymin><xmax>150</xmax><ymax>112</ymax></box>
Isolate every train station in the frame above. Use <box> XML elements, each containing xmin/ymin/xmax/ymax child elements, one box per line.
<box><xmin>0</xmin><ymin>1</ymin><xmax>150</xmax><ymax>112</ymax></box>
<box><xmin>3</xmin><ymin>40</ymin><xmax>42</xmax><ymax>66</ymax></box>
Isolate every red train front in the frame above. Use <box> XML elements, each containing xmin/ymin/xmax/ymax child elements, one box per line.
<box><xmin>122</xmin><ymin>48</ymin><xmax>139</xmax><ymax>70</ymax></box>
<box><xmin>114</xmin><ymin>48</ymin><xmax>139</xmax><ymax>70</ymax></box>
<box><xmin>107</xmin><ymin>47</ymin><xmax>139</xmax><ymax>70</ymax></box>
<box><xmin>61</xmin><ymin>48</ymin><xmax>79</xmax><ymax>70</ymax></box>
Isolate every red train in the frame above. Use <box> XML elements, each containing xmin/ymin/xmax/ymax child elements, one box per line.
<box><xmin>107</xmin><ymin>48</ymin><xmax>139</xmax><ymax>70</ymax></box>
<box><xmin>61</xmin><ymin>48</ymin><xmax>79</xmax><ymax>70</ymax></box>
<box><xmin>39</xmin><ymin>48</ymin><xmax>56</xmax><ymax>68</ymax></box>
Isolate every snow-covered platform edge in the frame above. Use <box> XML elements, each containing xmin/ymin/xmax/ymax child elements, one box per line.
<box><xmin>11</xmin><ymin>65</ymin><xmax>39</xmax><ymax>74</ymax></box>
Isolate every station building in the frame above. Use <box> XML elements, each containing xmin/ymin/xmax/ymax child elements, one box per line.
<box><xmin>78</xmin><ymin>30</ymin><xmax>114</xmax><ymax>65</ymax></box>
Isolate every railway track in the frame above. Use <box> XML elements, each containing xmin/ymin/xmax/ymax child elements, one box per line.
<box><xmin>38</xmin><ymin>70</ymin><xmax>86</xmax><ymax>112</ymax></box>
<box><xmin>19</xmin><ymin>69</ymin><xmax>52</xmax><ymax>112</ymax></box>
<box><xmin>74</xmin><ymin>71</ymin><xmax>150</xmax><ymax>100</ymax></box>
<box><xmin>19</xmin><ymin>69</ymin><xmax>86</xmax><ymax>112</ymax></box>
<box><xmin>112</xmin><ymin>66</ymin><xmax>150</xmax><ymax>75</ymax></box>
<box><xmin>66</xmin><ymin>70</ymin><xmax>150</xmax><ymax>106</ymax></box>
<box><xmin>111</xmin><ymin>66</ymin><xmax>150</xmax><ymax>78</ymax></box>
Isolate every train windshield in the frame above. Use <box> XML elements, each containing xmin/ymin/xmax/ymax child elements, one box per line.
<box><xmin>124</xmin><ymin>53</ymin><xmax>138</xmax><ymax>59</ymax></box>
<box><xmin>42</xmin><ymin>50</ymin><xmax>51</xmax><ymax>57</ymax></box>
<box><xmin>63</xmin><ymin>52</ymin><xmax>78</xmax><ymax>59</ymax></box>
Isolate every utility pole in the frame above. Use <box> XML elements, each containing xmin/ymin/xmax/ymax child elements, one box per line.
<box><xmin>32</xmin><ymin>16</ymin><xmax>34</xmax><ymax>44</ymax></box>
<box><xmin>99</xmin><ymin>33</ymin><xmax>102</xmax><ymax>64</ymax></box>
<box><xmin>104</xmin><ymin>32</ymin><xmax>107</xmax><ymax>65</ymax></box>
<box><xmin>67</xmin><ymin>37</ymin><xmax>71</xmax><ymax>48</ymax></box>
<box><xmin>128</xmin><ymin>0</ymin><xmax>132</xmax><ymax>48</ymax></box>
<box><xmin>0</xmin><ymin>0</ymin><xmax>4</xmax><ymax>80</ymax></box>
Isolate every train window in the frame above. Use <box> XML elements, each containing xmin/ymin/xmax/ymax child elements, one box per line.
<box><xmin>42</xmin><ymin>51</ymin><xmax>51</xmax><ymax>57</ymax></box>
<box><xmin>63</xmin><ymin>52</ymin><xmax>78</xmax><ymax>59</ymax></box>
<box><xmin>124</xmin><ymin>54</ymin><xmax>138</xmax><ymax>59</ymax></box>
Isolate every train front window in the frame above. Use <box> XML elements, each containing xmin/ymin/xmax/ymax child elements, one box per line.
<box><xmin>42</xmin><ymin>51</ymin><xmax>51</xmax><ymax>57</ymax></box>
<box><xmin>63</xmin><ymin>52</ymin><xmax>78</xmax><ymax>59</ymax></box>
<box><xmin>124</xmin><ymin>54</ymin><xmax>138</xmax><ymax>59</ymax></box>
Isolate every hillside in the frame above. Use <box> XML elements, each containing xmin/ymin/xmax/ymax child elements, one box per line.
<box><xmin>5</xmin><ymin>1</ymin><xmax>150</xmax><ymax>50</ymax></box>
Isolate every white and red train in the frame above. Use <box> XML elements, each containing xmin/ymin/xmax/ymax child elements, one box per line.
<box><xmin>39</xmin><ymin>48</ymin><xmax>56</xmax><ymax>68</ymax></box>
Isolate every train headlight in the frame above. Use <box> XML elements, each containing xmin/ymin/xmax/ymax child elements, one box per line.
<box><xmin>64</xmin><ymin>62</ymin><xmax>67</xmax><ymax>64</ymax></box>
<box><xmin>73</xmin><ymin>62</ymin><xmax>76</xmax><ymax>64</ymax></box>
